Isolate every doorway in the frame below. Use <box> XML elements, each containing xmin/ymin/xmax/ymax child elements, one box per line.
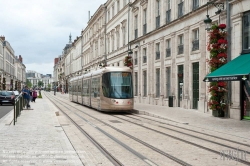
<box><xmin>193</xmin><ymin>62</ymin><xmax>199</xmax><ymax>109</ymax></box>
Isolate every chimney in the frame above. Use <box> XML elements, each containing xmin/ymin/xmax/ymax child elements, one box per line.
<box><xmin>19</xmin><ymin>55</ymin><xmax>23</xmax><ymax>63</ymax></box>
<box><xmin>0</xmin><ymin>36</ymin><xmax>5</xmax><ymax>41</ymax></box>
<box><xmin>88</xmin><ymin>11</ymin><xmax>90</xmax><ymax>21</ymax></box>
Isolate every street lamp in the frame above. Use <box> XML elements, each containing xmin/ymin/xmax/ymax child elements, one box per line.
<box><xmin>204</xmin><ymin>1</ymin><xmax>224</xmax><ymax>31</ymax></box>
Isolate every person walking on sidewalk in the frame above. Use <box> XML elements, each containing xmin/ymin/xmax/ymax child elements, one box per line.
<box><xmin>32</xmin><ymin>89</ymin><xmax>38</xmax><ymax>102</ymax></box>
<box><xmin>22</xmin><ymin>86</ymin><xmax>31</xmax><ymax>108</ymax></box>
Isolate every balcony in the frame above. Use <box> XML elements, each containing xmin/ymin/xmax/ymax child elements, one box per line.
<box><xmin>166</xmin><ymin>48</ymin><xmax>171</xmax><ymax>57</ymax></box>
<box><xmin>178</xmin><ymin>2</ymin><xmax>184</xmax><ymax>18</ymax></box>
<box><xmin>143</xmin><ymin>56</ymin><xmax>147</xmax><ymax>63</ymax></box>
<box><xmin>156</xmin><ymin>16</ymin><xmax>160</xmax><ymax>29</ymax></box>
<box><xmin>134</xmin><ymin>29</ymin><xmax>138</xmax><ymax>39</ymax></box>
<box><xmin>156</xmin><ymin>52</ymin><xmax>160</xmax><ymax>60</ymax></box>
<box><xmin>143</xmin><ymin>24</ymin><xmax>147</xmax><ymax>35</ymax></box>
<box><xmin>166</xmin><ymin>9</ymin><xmax>171</xmax><ymax>24</ymax></box>
<box><xmin>178</xmin><ymin>45</ymin><xmax>184</xmax><ymax>55</ymax></box>
<box><xmin>192</xmin><ymin>40</ymin><xmax>199</xmax><ymax>51</ymax></box>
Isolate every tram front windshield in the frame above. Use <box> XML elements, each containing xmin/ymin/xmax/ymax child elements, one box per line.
<box><xmin>102</xmin><ymin>72</ymin><xmax>133</xmax><ymax>99</ymax></box>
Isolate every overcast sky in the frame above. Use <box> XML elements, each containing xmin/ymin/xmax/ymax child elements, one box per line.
<box><xmin>0</xmin><ymin>0</ymin><xmax>107</xmax><ymax>76</ymax></box>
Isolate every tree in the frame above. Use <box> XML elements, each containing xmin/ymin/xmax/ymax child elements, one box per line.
<box><xmin>38</xmin><ymin>81</ymin><xmax>44</xmax><ymax>88</ymax></box>
<box><xmin>26</xmin><ymin>79</ymin><xmax>32</xmax><ymax>88</ymax></box>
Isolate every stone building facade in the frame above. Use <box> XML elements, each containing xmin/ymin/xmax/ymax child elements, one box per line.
<box><xmin>54</xmin><ymin>0</ymin><xmax>250</xmax><ymax>120</ymax></box>
<box><xmin>0</xmin><ymin>36</ymin><xmax>26</xmax><ymax>91</ymax></box>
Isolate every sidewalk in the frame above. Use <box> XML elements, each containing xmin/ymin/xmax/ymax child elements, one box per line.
<box><xmin>134</xmin><ymin>103</ymin><xmax>250</xmax><ymax>139</ymax></box>
<box><xmin>0</xmin><ymin>94</ymin><xmax>82</xmax><ymax>165</ymax></box>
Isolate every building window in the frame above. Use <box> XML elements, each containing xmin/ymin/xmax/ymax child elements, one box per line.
<box><xmin>123</xmin><ymin>0</ymin><xmax>126</xmax><ymax>7</ymax></box>
<box><xmin>193</xmin><ymin>0</ymin><xmax>199</xmax><ymax>10</ymax></box>
<box><xmin>134</xmin><ymin>72</ymin><xmax>138</xmax><ymax>96</ymax></box>
<box><xmin>112</xmin><ymin>6</ymin><xmax>114</xmax><ymax>17</ymax></box>
<box><xmin>178</xmin><ymin>0</ymin><xmax>184</xmax><ymax>18</ymax></box>
<box><xmin>134</xmin><ymin>15</ymin><xmax>138</xmax><ymax>39</ymax></box>
<box><xmin>143</xmin><ymin>70</ymin><xmax>147</xmax><ymax>96</ymax></box>
<box><xmin>143</xmin><ymin>9</ymin><xmax>147</xmax><ymax>35</ymax></box>
<box><xmin>134</xmin><ymin>51</ymin><xmax>138</xmax><ymax>65</ymax></box>
<box><xmin>123</xmin><ymin>26</ymin><xmax>126</xmax><ymax>46</ymax></box>
<box><xmin>156</xmin><ymin>0</ymin><xmax>160</xmax><ymax>29</ymax></box>
<box><xmin>166</xmin><ymin>39</ymin><xmax>171</xmax><ymax>57</ymax></box>
<box><xmin>178</xmin><ymin>35</ymin><xmax>184</xmax><ymax>54</ymax></box>
<box><xmin>117</xmin><ymin>0</ymin><xmax>120</xmax><ymax>12</ymax></box>
<box><xmin>156</xmin><ymin>69</ymin><xmax>160</xmax><ymax>97</ymax></box>
<box><xmin>108</xmin><ymin>11</ymin><xmax>110</xmax><ymax>21</ymax></box>
<box><xmin>143</xmin><ymin>48</ymin><xmax>147</xmax><ymax>63</ymax></box>
<box><xmin>243</xmin><ymin>11</ymin><xmax>250</xmax><ymax>53</ymax></box>
<box><xmin>166</xmin><ymin>0</ymin><xmax>171</xmax><ymax>23</ymax></box>
<box><xmin>166</xmin><ymin>67</ymin><xmax>171</xmax><ymax>97</ymax></box>
<box><xmin>116</xmin><ymin>32</ymin><xmax>120</xmax><ymax>49</ymax></box>
<box><xmin>156</xmin><ymin>43</ymin><xmax>160</xmax><ymax>60</ymax></box>
<box><xmin>192</xmin><ymin>29</ymin><xmax>199</xmax><ymax>51</ymax></box>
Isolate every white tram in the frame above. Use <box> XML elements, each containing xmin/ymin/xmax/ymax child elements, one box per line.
<box><xmin>69</xmin><ymin>67</ymin><xmax>134</xmax><ymax>112</ymax></box>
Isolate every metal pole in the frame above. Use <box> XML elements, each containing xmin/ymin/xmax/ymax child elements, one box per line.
<box><xmin>127</xmin><ymin>0</ymin><xmax>130</xmax><ymax>55</ymax></box>
<box><xmin>14</xmin><ymin>100</ymin><xmax>16</xmax><ymax>125</ymax></box>
<box><xmin>226</xmin><ymin>0</ymin><xmax>231</xmax><ymax>118</ymax></box>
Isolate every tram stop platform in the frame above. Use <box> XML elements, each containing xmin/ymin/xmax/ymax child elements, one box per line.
<box><xmin>0</xmin><ymin>91</ymin><xmax>249</xmax><ymax>165</ymax></box>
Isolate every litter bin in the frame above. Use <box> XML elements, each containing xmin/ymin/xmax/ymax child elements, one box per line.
<box><xmin>169</xmin><ymin>96</ymin><xmax>173</xmax><ymax>107</ymax></box>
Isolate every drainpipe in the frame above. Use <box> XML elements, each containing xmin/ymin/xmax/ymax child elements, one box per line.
<box><xmin>226</xmin><ymin>0</ymin><xmax>231</xmax><ymax>118</ymax></box>
<box><xmin>104</xmin><ymin>6</ymin><xmax>107</xmax><ymax>66</ymax></box>
<box><xmin>128</xmin><ymin>0</ymin><xmax>131</xmax><ymax>55</ymax></box>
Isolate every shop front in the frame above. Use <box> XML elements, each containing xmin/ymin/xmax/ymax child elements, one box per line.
<box><xmin>204</xmin><ymin>53</ymin><xmax>250</xmax><ymax>120</ymax></box>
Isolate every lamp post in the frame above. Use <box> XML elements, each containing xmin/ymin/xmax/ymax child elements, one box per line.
<box><xmin>203</xmin><ymin>1</ymin><xmax>224</xmax><ymax>31</ymax></box>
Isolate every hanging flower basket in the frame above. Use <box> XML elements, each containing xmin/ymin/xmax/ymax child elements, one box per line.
<box><xmin>124</xmin><ymin>56</ymin><xmax>133</xmax><ymax>67</ymax></box>
<box><xmin>207</xmin><ymin>24</ymin><xmax>228</xmax><ymax>117</ymax></box>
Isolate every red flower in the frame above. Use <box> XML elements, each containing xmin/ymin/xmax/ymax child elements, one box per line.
<box><xmin>218</xmin><ymin>39</ymin><xmax>227</xmax><ymax>44</ymax></box>
<box><xmin>219</xmin><ymin>24</ymin><xmax>226</xmax><ymax>29</ymax></box>
<box><xmin>217</xmin><ymin>53</ymin><xmax>227</xmax><ymax>59</ymax></box>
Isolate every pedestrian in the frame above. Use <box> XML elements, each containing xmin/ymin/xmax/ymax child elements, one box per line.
<box><xmin>54</xmin><ymin>85</ymin><xmax>56</xmax><ymax>95</ymax></box>
<box><xmin>22</xmin><ymin>86</ymin><xmax>30</xmax><ymax>108</ymax></box>
<box><xmin>30</xmin><ymin>88</ymin><xmax>33</xmax><ymax>102</ymax></box>
<box><xmin>32</xmin><ymin>89</ymin><xmax>38</xmax><ymax>102</ymax></box>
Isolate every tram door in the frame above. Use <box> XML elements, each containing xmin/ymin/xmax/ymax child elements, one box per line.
<box><xmin>178</xmin><ymin>65</ymin><xmax>183</xmax><ymax>107</ymax></box>
<box><xmin>243</xmin><ymin>80</ymin><xmax>250</xmax><ymax>120</ymax></box>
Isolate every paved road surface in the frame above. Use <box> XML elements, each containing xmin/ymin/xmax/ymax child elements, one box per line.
<box><xmin>0</xmin><ymin>105</ymin><xmax>13</xmax><ymax>119</ymax></box>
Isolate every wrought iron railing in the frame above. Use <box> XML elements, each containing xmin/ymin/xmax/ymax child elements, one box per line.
<box><xmin>134</xmin><ymin>58</ymin><xmax>138</xmax><ymax>65</ymax></box>
<box><xmin>178</xmin><ymin>44</ymin><xmax>184</xmax><ymax>55</ymax></box>
<box><xmin>156</xmin><ymin>51</ymin><xmax>160</xmax><ymax>60</ymax></box>
<box><xmin>166</xmin><ymin>48</ymin><xmax>171</xmax><ymax>57</ymax></box>
<box><xmin>143</xmin><ymin>56</ymin><xmax>147</xmax><ymax>63</ymax></box>
<box><xmin>192</xmin><ymin>40</ymin><xmax>199</xmax><ymax>51</ymax></box>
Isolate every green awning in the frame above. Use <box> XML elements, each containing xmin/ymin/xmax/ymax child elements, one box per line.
<box><xmin>204</xmin><ymin>53</ymin><xmax>250</xmax><ymax>82</ymax></box>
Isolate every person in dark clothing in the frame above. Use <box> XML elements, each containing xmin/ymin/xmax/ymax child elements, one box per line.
<box><xmin>22</xmin><ymin>86</ymin><xmax>30</xmax><ymax>108</ymax></box>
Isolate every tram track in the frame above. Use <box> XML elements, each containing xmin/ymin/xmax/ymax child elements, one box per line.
<box><xmin>44</xmin><ymin>93</ymin><xmax>124</xmax><ymax>166</ymax></box>
<box><xmin>112</xmin><ymin>115</ymin><xmax>250</xmax><ymax>165</ymax></box>
<box><xmin>128</xmin><ymin>114</ymin><xmax>250</xmax><ymax>147</ymax></box>
<box><xmin>45</xmin><ymin>92</ymin><xmax>192</xmax><ymax>166</ymax></box>
<box><xmin>47</xmin><ymin>92</ymin><xmax>250</xmax><ymax>165</ymax></box>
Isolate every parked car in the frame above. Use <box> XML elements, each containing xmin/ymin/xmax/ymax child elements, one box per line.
<box><xmin>13</xmin><ymin>91</ymin><xmax>20</xmax><ymax>98</ymax></box>
<box><xmin>0</xmin><ymin>91</ymin><xmax>15</xmax><ymax>105</ymax></box>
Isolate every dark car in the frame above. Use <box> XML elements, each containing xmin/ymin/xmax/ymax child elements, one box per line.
<box><xmin>0</xmin><ymin>91</ymin><xmax>15</xmax><ymax>105</ymax></box>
